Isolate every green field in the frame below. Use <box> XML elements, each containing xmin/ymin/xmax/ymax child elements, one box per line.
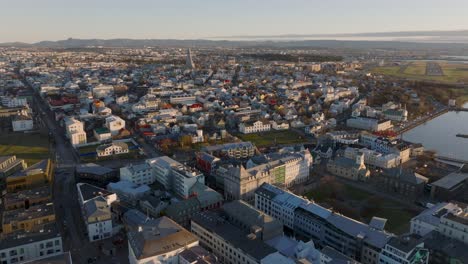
<box><xmin>0</xmin><ymin>133</ymin><xmax>50</xmax><ymax>166</ymax></box>
<box><xmin>372</xmin><ymin>61</ymin><xmax>468</xmax><ymax>84</ymax></box>
<box><xmin>236</xmin><ymin>130</ymin><xmax>307</xmax><ymax>147</ymax></box>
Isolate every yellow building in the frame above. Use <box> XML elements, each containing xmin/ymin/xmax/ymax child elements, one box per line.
<box><xmin>6</xmin><ymin>159</ymin><xmax>54</xmax><ymax>192</ymax></box>
<box><xmin>2</xmin><ymin>203</ymin><xmax>56</xmax><ymax>234</ymax></box>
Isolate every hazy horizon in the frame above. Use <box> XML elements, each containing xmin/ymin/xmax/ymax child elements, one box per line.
<box><xmin>2</xmin><ymin>0</ymin><xmax>468</xmax><ymax>43</ymax></box>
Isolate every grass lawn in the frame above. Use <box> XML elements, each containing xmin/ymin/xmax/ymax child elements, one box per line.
<box><xmin>236</xmin><ymin>130</ymin><xmax>307</xmax><ymax>147</ymax></box>
<box><xmin>0</xmin><ymin>133</ymin><xmax>50</xmax><ymax>166</ymax></box>
<box><xmin>305</xmin><ymin>182</ymin><xmax>418</xmax><ymax>234</ymax></box>
<box><xmin>370</xmin><ymin>207</ymin><xmax>415</xmax><ymax>234</ymax></box>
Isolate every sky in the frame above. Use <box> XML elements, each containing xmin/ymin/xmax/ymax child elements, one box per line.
<box><xmin>1</xmin><ymin>0</ymin><xmax>468</xmax><ymax>43</ymax></box>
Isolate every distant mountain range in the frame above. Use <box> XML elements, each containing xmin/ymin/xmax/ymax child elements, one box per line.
<box><xmin>2</xmin><ymin>30</ymin><xmax>468</xmax><ymax>50</ymax></box>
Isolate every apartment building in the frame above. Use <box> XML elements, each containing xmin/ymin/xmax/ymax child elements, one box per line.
<box><xmin>2</xmin><ymin>203</ymin><xmax>56</xmax><ymax>234</ymax></box>
<box><xmin>0</xmin><ymin>223</ymin><xmax>63</xmax><ymax>264</ymax></box>
<box><xmin>77</xmin><ymin>183</ymin><xmax>118</xmax><ymax>242</ymax></box>
<box><xmin>147</xmin><ymin>156</ymin><xmax>205</xmax><ymax>199</ymax></box>
<box><xmin>254</xmin><ymin>183</ymin><xmax>392</xmax><ymax>264</ymax></box>
<box><xmin>346</xmin><ymin>117</ymin><xmax>393</xmax><ymax>132</ymax></box>
<box><xmin>360</xmin><ymin>133</ymin><xmax>411</xmax><ymax>163</ymax></box>
<box><xmin>64</xmin><ymin>117</ymin><xmax>87</xmax><ymax>146</ymax></box>
<box><xmin>0</xmin><ymin>155</ymin><xmax>26</xmax><ymax>178</ymax></box>
<box><xmin>127</xmin><ymin>216</ymin><xmax>198</xmax><ymax>264</ymax></box>
<box><xmin>203</xmin><ymin>142</ymin><xmax>256</xmax><ymax>159</ymax></box>
<box><xmin>379</xmin><ymin>234</ymin><xmax>429</xmax><ymax>264</ymax></box>
<box><xmin>191</xmin><ymin>211</ymin><xmax>277</xmax><ymax>264</ymax></box>
<box><xmin>105</xmin><ymin>115</ymin><xmax>126</xmax><ymax>136</ymax></box>
<box><xmin>120</xmin><ymin>163</ymin><xmax>153</xmax><ymax>186</ymax></box>
<box><xmin>6</xmin><ymin>159</ymin><xmax>53</xmax><ymax>192</ymax></box>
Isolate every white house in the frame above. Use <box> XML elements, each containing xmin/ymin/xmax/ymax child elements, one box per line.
<box><xmin>239</xmin><ymin>120</ymin><xmax>271</xmax><ymax>134</ymax></box>
<box><xmin>96</xmin><ymin>142</ymin><xmax>129</xmax><ymax>157</ymax></box>
<box><xmin>105</xmin><ymin>115</ymin><xmax>126</xmax><ymax>136</ymax></box>
<box><xmin>94</xmin><ymin>128</ymin><xmax>112</xmax><ymax>142</ymax></box>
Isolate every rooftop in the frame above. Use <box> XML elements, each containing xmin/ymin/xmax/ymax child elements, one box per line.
<box><xmin>3</xmin><ymin>202</ymin><xmax>55</xmax><ymax>225</ymax></box>
<box><xmin>127</xmin><ymin>216</ymin><xmax>198</xmax><ymax>260</ymax></box>
<box><xmin>431</xmin><ymin>172</ymin><xmax>468</xmax><ymax>190</ymax></box>
<box><xmin>191</xmin><ymin>211</ymin><xmax>277</xmax><ymax>261</ymax></box>
<box><xmin>0</xmin><ymin>223</ymin><xmax>61</xmax><ymax>250</ymax></box>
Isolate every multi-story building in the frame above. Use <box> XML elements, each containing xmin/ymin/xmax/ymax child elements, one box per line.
<box><xmin>77</xmin><ymin>183</ymin><xmax>118</xmax><ymax>242</ymax></box>
<box><xmin>0</xmin><ymin>96</ymin><xmax>27</xmax><ymax>108</ymax></box>
<box><xmin>64</xmin><ymin>117</ymin><xmax>87</xmax><ymax>146</ymax></box>
<box><xmin>222</xmin><ymin>200</ymin><xmax>284</xmax><ymax>241</ymax></box>
<box><xmin>120</xmin><ymin>163</ymin><xmax>153</xmax><ymax>186</ymax></box>
<box><xmin>147</xmin><ymin>156</ymin><xmax>205</xmax><ymax>199</ymax></box>
<box><xmin>360</xmin><ymin>133</ymin><xmax>411</xmax><ymax>163</ymax></box>
<box><xmin>3</xmin><ymin>185</ymin><xmax>52</xmax><ymax>211</ymax></box>
<box><xmin>410</xmin><ymin>202</ymin><xmax>462</xmax><ymax>237</ymax></box>
<box><xmin>255</xmin><ymin>183</ymin><xmax>307</xmax><ymax>230</ymax></box>
<box><xmin>254</xmin><ymin>183</ymin><xmax>392</xmax><ymax>264</ymax></box>
<box><xmin>203</xmin><ymin>142</ymin><xmax>256</xmax><ymax>159</ymax></box>
<box><xmin>0</xmin><ymin>223</ymin><xmax>63</xmax><ymax>264</ymax></box>
<box><xmin>344</xmin><ymin>147</ymin><xmax>401</xmax><ymax>169</ymax></box>
<box><xmin>239</xmin><ymin>120</ymin><xmax>271</xmax><ymax>134</ymax></box>
<box><xmin>379</xmin><ymin>234</ymin><xmax>429</xmax><ymax>264</ymax></box>
<box><xmin>127</xmin><ymin>216</ymin><xmax>199</xmax><ymax>264</ymax></box>
<box><xmin>346</xmin><ymin>117</ymin><xmax>393</xmax><ymax>132</ymax></box>
<box><xmin>93</xmin><ymin>127</ymin><xmax>112</xmax><ymax>142</ymax></box>
<box><xmin>6</xmin><ymin>159</ymin><xmax>53</xmax><ymax>192</ymax></box>
<box><xmin>2</xmin><ymin>203</ymin><xmax>56</xmax><ymax>234</ymax></box>
<box><xmin>105</xmin><ymin>115</ymin><xmax>126</xmax><ymax>136</ymax></box>
<box><xmin>191</xmin><ymin>210</ymin><xmax>277</xmax><ymax>264</ymax></box>
<box><xmin>12</xmin><ymin>111</ymin><xmax>33</xmax><ymax>132</ymax></box>
<box><xmin>438</xmin><ymin>203</ymin><xmax>468</xmax><ymax>245</ymax></box>
<box><xmin>0</xmin><ymin>155</ymin><xmax>26</xmax><ymax>178</ymax></box>
<box><xmin>374</xmin><ymin>168</ymin><xmax>428</xmax><ymax>200</ymax></box>
<box><xmin>219</xmin><ymin>150</ymin><xmax>312</xmax><ymax>202</ymax></box>
<box><xmin>326</xmin><ymin>155</ymin><xmax>370</xmax><ymax>181</ymax></box>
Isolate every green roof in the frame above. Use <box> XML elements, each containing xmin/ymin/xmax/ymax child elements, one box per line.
<box><xmin>94</xmin><ymin>127</ymin><xmax>110</xmax><ymax>134</ymax></box>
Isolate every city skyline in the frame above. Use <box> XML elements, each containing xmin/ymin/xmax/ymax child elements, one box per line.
<box><xmin>1</xmin><ymin>0</ymin><xmax>468</xmax><ymax>42</ymax></box>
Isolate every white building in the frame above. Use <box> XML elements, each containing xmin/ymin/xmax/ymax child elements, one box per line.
<box><xmin>346</xmin><ymin>117</ymin><xmax>393</xmax><ymax>132</ymax></box>
<box><xmin>255</xmin><ymin>183</ymin><xmax>392</xmax><ymax>264</ymax></box>
<box><xmin>105</xmin><ymin>115</ymin><xmax>126</xmax><ymax>136</ymax></box>
<box><xmin>0</xmin><ymin>96</ymin><xmax>28</xmax><ymax>108</ymax></box>
<box><xmin>0</xmin><ymin>225</ymin><xmax>63</xmax><ymax>264</ymax></box>
<box><xmin>107</xmin><ymin>180</ymin><xmax>151</xmax><ymax>203</ymax></box>
<box><xmin>120</xmin><ymin>163</ymin><xmax>153</xmax><ymax>186</ymax></box>
<box><xmin>411</xmin><ymin>201</ymin><xmax>468</xmax><ymax>245</ymax></box>
<box><xmin>64</xmin><ymin>117</ymin><xmax>87</xmax><ymax>146</ymax></box>
<box><xmin>146</xmin><ymin>156</ymin><xmax>205</xmax><ymax>199</ymax></box>
<box><xmin>344</xmin><ymin>147</ymin><xmax>401</xmax><ymax>169</ymax></box>
<box><xmin>77</xmin><ymin>183</ymin><xmax>118</xmax><ymax>242</ymax></box>
<box><xmin>127</xmin><ymin>216</ymin><xmax>198</xmax><ymax>264</ymax></box>
<box><xmin>239</xmin><ymin>120</ymin><xmax>271</xmax><ymax>134</ymax></box>
<box><xmin>379</xmin><ymin>235</ymin><xmax>429</xmax><ymax>264</ymax></box>
<box><xmin>96</xmin><ymin>142</ymin><xmax>129</xmax><ymax>157</ymax></box>
<box><xmin>93</xmin><ymin>128</ymin><xmax>112</xmax><ymax>142</ymax></box>
<box><xmin>12</xmin><ymin>110</ymin><xmax>33</xmax><ymax>132</ymax></box>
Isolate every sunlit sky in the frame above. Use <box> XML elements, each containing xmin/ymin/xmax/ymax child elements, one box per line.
<box><xmin>1</xmin><ymin>0</ymin><xmax>468</xmax><ymax>42</ymax></box>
